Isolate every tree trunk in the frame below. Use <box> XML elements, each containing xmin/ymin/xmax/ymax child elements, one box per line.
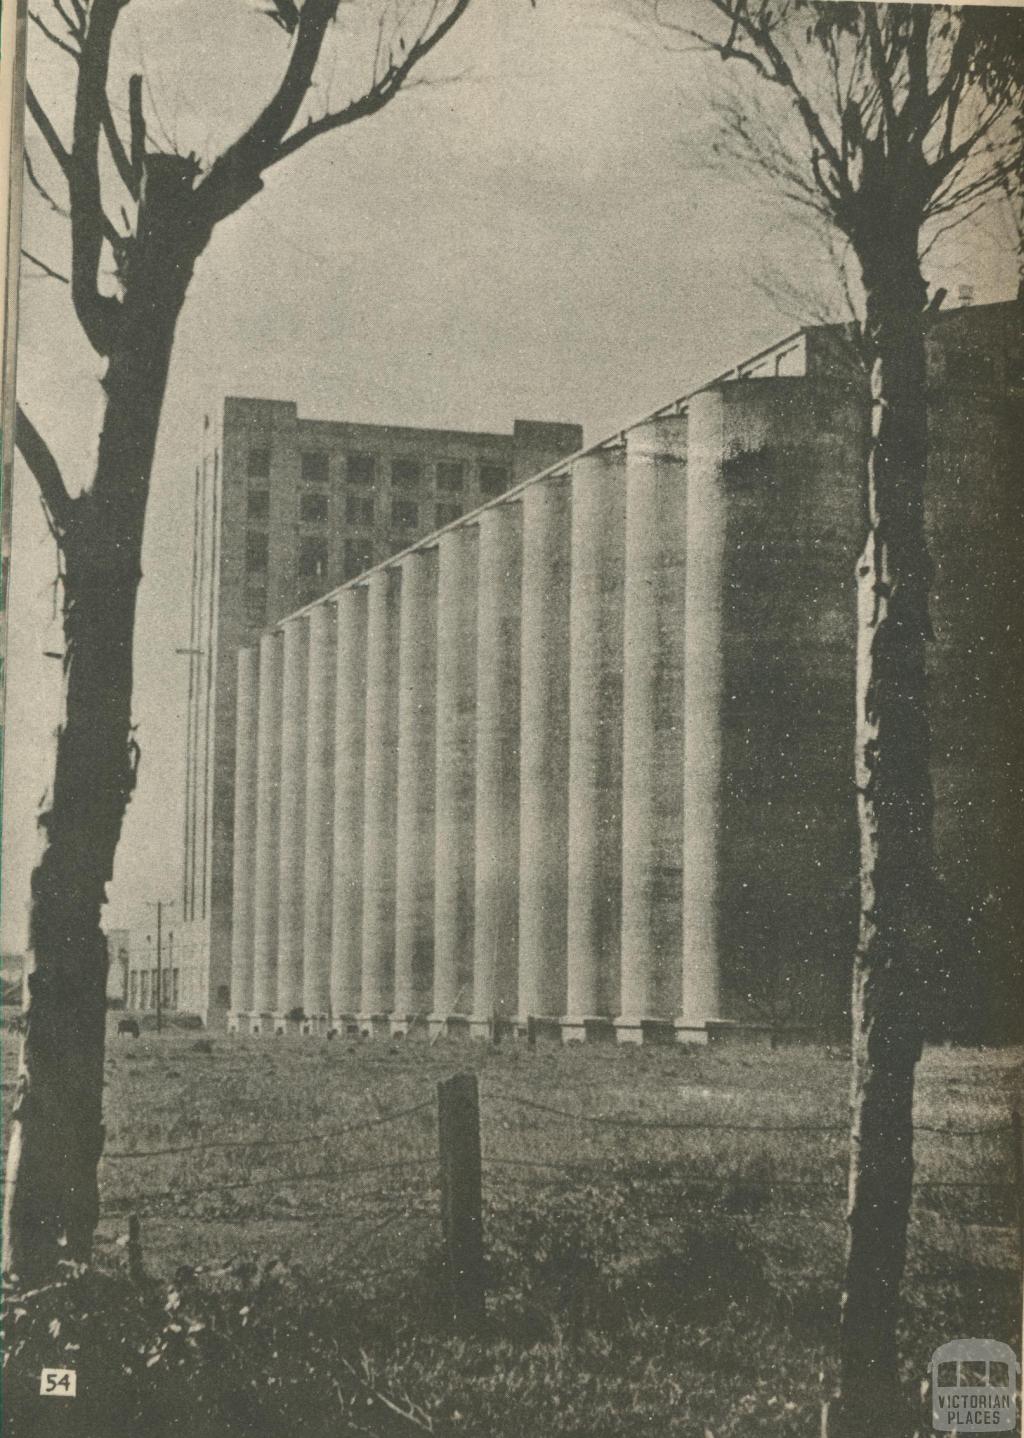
<box><xmin>2</xmin><ymin>161</ymin><xmax>205</xmax><ymax>1282</ymax></box>
<box><xmin>827</xmin><ymin>227</ymin><xmax>934</xmax><ymax>1437</ymax></box>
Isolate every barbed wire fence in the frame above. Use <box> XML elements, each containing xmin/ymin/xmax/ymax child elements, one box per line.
<box><xmin>82</xmin><ymin>1072</ymin><xmax>1024</xmax><ymax>1323</ymax></box>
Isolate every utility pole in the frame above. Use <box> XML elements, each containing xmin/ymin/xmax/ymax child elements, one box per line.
<box><xmin>145</xmin><ymin>898</ymin><xmax>176</xmax><ymax>1035</ymax></box>
<box><xmin>175</xmin><ymin>642</ymin><xmax>204</xmax><ymax>924</ymax></box>
<box><xmin>155</xmin><ymin>901</ymin><xmax>163</xmax><ymax>1035</ymax></box>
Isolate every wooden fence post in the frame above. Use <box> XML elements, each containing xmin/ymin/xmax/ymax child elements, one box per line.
<box><xmin>128</xmin><ymin>1212</ymin><xmax>145</xmax><ymax>1283</ymax></box>
<box><xmin>437</xmin><ymin>1071</ymin><xmax>485</xmax><ymax>1326</ymax></box>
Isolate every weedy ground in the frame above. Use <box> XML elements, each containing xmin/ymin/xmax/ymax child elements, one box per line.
<box><xmin>2</xmin><ymin>1029</ymin><xmax>1020</xmax><ymax>1437</ymax></box>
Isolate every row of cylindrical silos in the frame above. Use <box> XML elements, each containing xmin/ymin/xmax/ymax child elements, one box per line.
<box><xmin>228</xmin><ymin>387</ymin><xmax>747</xmax><ymax>1040</ymax></box>
<box><xmin>228</xmin><ymin>357</ymin><xmax>1024</xmax><ymax>1041</ymax></box>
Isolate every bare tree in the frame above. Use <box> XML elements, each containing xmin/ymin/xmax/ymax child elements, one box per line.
<box><xmin>3</xmin><ymin>0</ymin><xmax>474</xmax><ymax>1285</ymax></box>
<box><xmin>633</xmin><ymin>3</ymin><xmax>1023</xmax><ymax>1432</ymax></box>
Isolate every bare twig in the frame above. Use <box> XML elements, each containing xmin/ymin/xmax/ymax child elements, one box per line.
<box><xmin>128</xmin><ymin>74</ymin><xmax>145</xmax><ymax>185</ymax></box>
<box><xmin>195</xmin><ymin>0</ymin><xmax>342</xmax><ymax>221</ymax></box>
<box><xmin>266</xmin><ymin>0</ymin><xmax>472</xmax><ymax>167</ymax></box>
<box><xmin>102</xmin><ymin>99</ymin><xmax>137</xmax><ymax>199</ymax></box>
<box><xmin>21</xmin><ymin>248</ymin><xmax>70</xmax><ymax>284</ymax></box>
<box><xmin>26</xmin><ymin>83</ymin><xmax>71</xmax><ymax>175</ymax></box>
<box><xmin>29</xmin><ymin>8</ymin><xmax>79</xmax><ymax>60</ymax></box>
<box><xmin>52</xmin><ymin>0</ymin><xmax>84</xmax><ymax>38</ymax></box>
<box><xmin>69</xmin><ymin>0</ymin><xmax>126</xmax><ymax>353</ymax></box>
<box><xmin>24</xmin><ymin>148</ymin><xmax>69</xmax><ymax>217</ymax></box>
<box><xmin>333</xmin><ymin>1357</ymin><xmax>435</xmax><ymax>1435</ymax></box>
<box><xmin>196</xmin><ymin>0</ymin><xmax>473</xmax><ymax>226</ymax></box>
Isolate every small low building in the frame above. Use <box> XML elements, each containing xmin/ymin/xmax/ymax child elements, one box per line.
<box><xmin>124</xmin><ymin>920</ymin><xmax>204</xmax><ymax>1018</ymax></box>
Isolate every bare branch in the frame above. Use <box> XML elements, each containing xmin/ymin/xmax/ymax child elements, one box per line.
<box><xmin>69</xmin><ymin>0</ymin><xmax>126</xmax><ymax>353</ymax></box>
<box><xmin>703</xmin><ymin>0</ymin><xmax>853</xmax><ymax>203</ymax></box>
<box><xmin>261</xmin><ymin>0</ymin><xmax>301</xmax><ymax>35</ymax></box>
<box><xmin>269</xmin><ymin>0</ymin><xmax>475</xmax><ymax>169</ymax></box>
<box><xmin>934</xmin><ymin>65</ymin><xmax>967</xmax><ymax>165</ymax></box>
<box><xmin>15</xmin><ymin>406</ymin><xmax>75</xmax><ymax>534</ymax></box>
<box><xmin>29</xmin><ymin>81</ymin><xmax>128</xmax><ymax>265</ymax></box>
<box><xmin>197</xmin><ymin>0</ymin><xmax>473</xmax><ymax>225</ymax></box>
<box><xmin>102</xmin><ymin>100</ymin><xmax>137</xmax><ymax>199</ymax></box>
<box><xmin>22</xmin><ymin>248</ymin><xmax>70</xmax><ymax>284</ymax></box>
<box><xmin>920</xmin><ymin>197</ymin><xmax>988</xmax><ymax>260</ymax></box>
<box><xmin>128</xmin><ymin>74</ymin><xmax>145</xmax><ymax>186</ymax></box>
<box><xmin>661</xmin><ymin>8</ymin><xmax>775</xmax><ymax>85</ymax></box>
<box><xmin>134</xmin><ymin>67</ymin><xmax>177</xmax><ymax>157</ymax></box>
<box><xmin>26</xmin><ymin>83</ymin><xmax>71</xmax><ymax>175</ymax></box>
<box><xmin>707</xmin><ymin>79</ymin><xmax>832</xmax><ymax>219</ymax></box>
<box><xmin>929</xmin><ymin>98</ymin><xmax>1008</xmax><ymax>188</ymax></box>
<box><xmin>644</xmin><ymin>0</ymin><xmax>854</xmax><ymax>218</ymax></box>
<box><xmin>24</xmin><ymin>147</ymin><xmax>69</xmax><ymax>217</ymax></box>
<box><xmin>903</xmin><ymin>7</ymin><xmax>931</xmax><ymax>124</ymax></box>
<box><xmin>52</xmin><ymin>0</ymin><xmax>85</xmax><ymax>41</ymax></box>
<box><xmin>924</xmin><ymin>19</ymin><xmax>975</xmax><ymax>130</ymax></box>
<box><xmin>196</xmin><ymin>0</ymin><xmax>341</xmax><ymax>222</ymax></box>
<box><xmin>862</xmin><ymin>5</ymin><xmax>896</xmax><ymax>141</ymax></box>
<box><xmin>372</xmin><ymin>8</ymin><xmax>388</xmax><ymax>86</ymax></box>
<box><xmin>926</xmin><ymin>151</ymin><xmax>1019</xmax><ymax>221</ymax></box>
<box><xmin>29</xmin><ymin>9</ymin><xmax>79</xmax><ymax>61</ymax></box>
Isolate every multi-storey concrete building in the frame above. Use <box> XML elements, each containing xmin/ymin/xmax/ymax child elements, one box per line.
<box><xmin>226</xmin><ymin>299</ymin><xmax>1023</xmax><ymax>1043</ymax></box>
<box><xmin>181</xmin><ymin>403</ymin><xmax>582</xmax><ymax>1025</ymax></box>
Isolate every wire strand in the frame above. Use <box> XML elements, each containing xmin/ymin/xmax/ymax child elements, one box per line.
<box><xmin>102</xmin><ymin>1099</ymin><xmax>434</xmax><ymax>1162</ymax></box>
<box><xmin>482</xmin><ymin>1088</ymin><xmax>1012</xmax><ymax>1138</ymax></box>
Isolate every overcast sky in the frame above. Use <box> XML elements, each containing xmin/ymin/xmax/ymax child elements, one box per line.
<box><xmin>2</xmin><ymin>0</ymin><xmax>1016</xmax><ymax>949</ymax></box>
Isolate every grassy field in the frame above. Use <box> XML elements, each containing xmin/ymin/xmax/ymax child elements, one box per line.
<box><xmin>2</xmin><ymin>1027</ymin><xmax>1021</xmax><ymax>1436</ymax></box>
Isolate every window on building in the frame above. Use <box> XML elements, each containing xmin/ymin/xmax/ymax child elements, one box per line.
<box><xmin>392</xmin><ymin>458</ymin><xmax>422</xmax><ymax>489</ymax></box>
<box><xmin>436</xmin><ymin>502</ymin><xmax>461</xmax><ymax>528</ymax></box>
<box><xmin>151</xmin><ymin>970</ymin><xmax>159</xmax><ymax>1006</ymax></box>
<box><xmin>247</xmin><ymin>488</ymin><xmax>270</xmax><ymax>521</ymax></box>
<box><xmin>392</xmin><ymin>499</ymin><xmax>418</xmax><ymax>529</ymax></box>
<box><xmin>346</xmin><ymin>494</ymin><xmax>374</xmax><ymax>527</ymax></box>
<box><xmin>246</xmin><ymin>589</ymin><xmax>267</xmax><ymax>627</ymax></box>
<box><xmin>140</xmin><ymin>971</ymin><xmax>150</xmax><ymax>1009</ymax></box>
<box><xmin>248</xmin><ymin>447</ymin><xmax>270</xmax><ymax>478</ymax></box>
<box><xmin>246</xmin><ymin>531</ymin><xmax>269</xmax><ymax>571</ymax></box>
<box><xmin>301</xmin><ymin>450</ymin><xmax>329</xmax><ymax>485</ymax></box>
<box><xmin>347</xmin><ymin>452</ymin><xmax>375</xmax><ymax>486</ymax></box>
<box><xmin>161</xmin><ymin>967</ymin><xmax>172</xmax><ymax>1006</ymax></box>
<box><xmin>129</xmin><ymin>972</ymin><xmax>137</xmax><ymax>1009</ymax></box>
<box><xmin>436</xmin><ymin>460</ymin><xmax>464</xmax><ymax>492</ymax></box>
<box><xmin>343</xmin><ymin>540</ymin><xmax>374</xmax><ymax>580</ymax></box>
<box><xmin>171</xmin><ymin>970</ymin><xmax>180</xmax><ymax>1009</ymax></box>
<box><xmin>479</xmin><ymin>463</ymin><xmax>510</xmax><ymax>498</ymax></box>
<box><xmin>299</xmin><ymin>537</ymin><xmax>329</xmax><ymax>579</ymax></box>
<box><xmin>300</xmin><ymin>491</ymin><xmax>329</xmax><ymax>524</ymax></box>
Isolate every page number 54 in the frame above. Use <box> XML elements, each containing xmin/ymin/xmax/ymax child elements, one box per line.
<box><xmin>40</xmin><ymin>1368</ymin><xmax>76</xmax><ymax>1397</ymax></box>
